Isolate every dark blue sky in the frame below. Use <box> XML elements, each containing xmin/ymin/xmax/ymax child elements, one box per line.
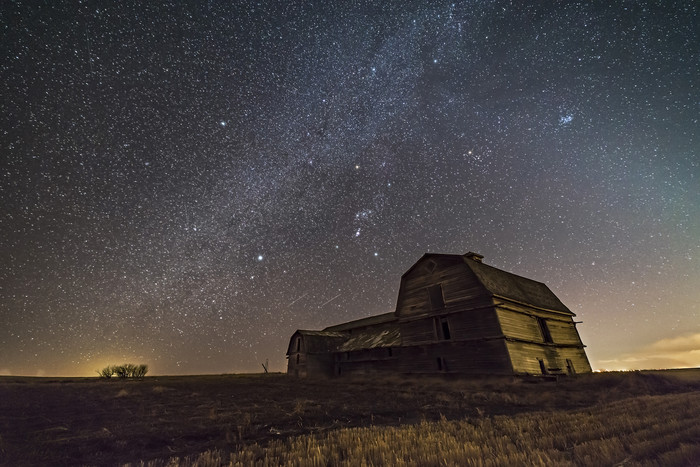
<box><xmin>2</xmin><ymin>0</ymin><xmax>698</xmax><ymax>375</ymax></box>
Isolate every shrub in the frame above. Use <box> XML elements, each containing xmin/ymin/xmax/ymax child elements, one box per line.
<box><xmin>133</xmin><ymin>364</ymin><xmax>148</xmax><ymax>378</ymax></box>
<box><xmin>97</xmin><ymin>365</ymin><xmax>114</xmax><ymax>379</ymax></box>
<box><xmin>97</xmin><ymin>363</ymin><xmax>148</xmax><ymax>379</ymax></box>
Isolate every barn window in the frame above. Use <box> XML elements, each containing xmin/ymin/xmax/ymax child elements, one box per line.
<box><xmin>537</xmin><ymin>317</ymin><xmax>553</xmax><ymax>343</ymax></box>
<box><xmin>295</xmin><ymin>337</ymin><xmax>301</xmax><ymax>352</ymax></box>
<box><xmin>566</xmin><ymin>359</ymin><xmax>575</xmax><ymax>375</ymax></box>
<box><xmin>434</xmin><ymin>317</ymin><xmax>451</xmax><ymax>340</ymax></box>
<box><xmin>388</xmin><ymin>348</ymin><xmax>393</xmax><ymax>357</ymax></box>
<box><xmin>428</xmin><ymin>284</ymin><xmax>445</xmax><ymax>310</ymax></box>
<box><xmin>441</xmin><ymin>318</ymin><xmax>451</xmax><ymax>340</ymax></box>
<box><xmin>296</xmin><ymin>354</ymin><xmax>300</xmax><ymax>364</ymax></box>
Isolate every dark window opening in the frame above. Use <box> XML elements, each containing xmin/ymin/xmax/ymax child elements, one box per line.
<box><xmin>537</xmin><ymin>317</ymin><xmax>553</xmax><ymax>343</ymax></box>
<box><xmin>388</xmin><ymin>348</ymin><xmax>393</xmax><ymax>357</ymax></box>
<box><xmin>436</xmin><ymin>357</ymin><xmax>443</xmax><ymax>371</ymax></box>
<box><xmin>566</xmin><ymin>359</ymin><xmax>575</xmax><ymax>375</ymax></box>
<box><xmin>296</xmin><ymin>354</ymin><xmax>300</xmax><ymax>365</ymax></box>
<box><xmin>441</xmin><ymin>318</ymin><xmax>451</xmax><ymax>340</ymax></box>
<box><xmin>428</xmin><ymin>284</ymin><xmax>445</xmax><ymax>310</ymax></box>
<box><xmin>538</xmin><ymin>358</ymin><xmax>547</xmax><ymax>375</ymax></box>
<box><xmin>434</xmin><ymin>316</ymin><xmax>451</xmax><ymax>340</ymax></box>
<box><xmin>295</xmin><ymin>337</ymin><xmax>301</xmax><ymax>352</ymax></box>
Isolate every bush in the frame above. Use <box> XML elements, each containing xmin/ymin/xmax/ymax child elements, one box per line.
<box><xmin>97</xmin><ymin>365</ymin><xmax>115</xmax><ymax>379</ymax></box>
<box><xmin>97</xmin><ymin>363</ymin><xmax>148</xmax><ymax>379</ymax></box>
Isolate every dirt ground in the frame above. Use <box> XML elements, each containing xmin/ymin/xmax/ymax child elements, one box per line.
<box><xmin>1</xmin><ymin>369</ymin><xmax>699</xmax><ymax>466</ymax></box>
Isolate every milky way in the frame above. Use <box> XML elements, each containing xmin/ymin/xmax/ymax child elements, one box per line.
<box><xmin>2</xmin><ymin>1</ymin><xmax>699</xmax><ymax>375</ymax></box>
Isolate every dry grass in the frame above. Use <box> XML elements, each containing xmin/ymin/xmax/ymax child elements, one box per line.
<box><xmin>139</xmin><ymin>392</ymin><xmax>700</xmax><ymax>467</ymax></box>
<box><xmin>1</xmin><ymin>369</ymin><xmax>699</xmax><ymax>466</ymax></box>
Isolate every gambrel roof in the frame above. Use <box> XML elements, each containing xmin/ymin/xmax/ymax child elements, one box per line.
<box><xmin>402</xmin><ymin>252</ymin><xmax>573</xmax><ymax>315</ymax></box>
<box><xmin>462</xmin><ymin>255</ymin><xmax>572</xmax><ymax>315</ymax></box>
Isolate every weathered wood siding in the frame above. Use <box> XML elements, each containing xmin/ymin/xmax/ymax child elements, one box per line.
<box><xmin>401</xmin><ymin>309</ymin><xmax>502</xmax><ymax>345</ymax></box>
<box><xmin>506</xmin><ymin>341</ymin><xmax>592</xmax><ymax>375</ymax></box>
<box><xmin>496</xmin><ymin>306</ymin><xmax>584</xmax><ymax>346</ymax></box>
<box><xmin>398</xmin><ymin>340</ymin><xmax>512</xmax><ymax>374</ymax></box>
<box><xmin>448</xmin><ymin>308</ymin><xmax>502</xmax><ymax>339</ymax></box>
<box><xmin>335</xmin><ymin>348</ymin><xmax>399</xmax><ymax>376</ymax></box>
<box><xmin>547</xmin><ymin>319</ymin><xmax>585</xmax><ymax>345</ymax></box>
<box><xmin>287</xmin><ymin>352</ymin><xmax>304</xmax><ymax>377</ymax></box>
<box><xmin>496</xmin><ymin>308</ymin><xmax>543</xmax><ymax>342</ymax></box>
<box><xmin>396</xmin><ymin>256</ymin><xmax>492</xmax><ymax>319</ymax></box>
<box><xmin>287</xmin><ymin>352</ymin><xmax>336</xmax><ymax>378</ymax></box>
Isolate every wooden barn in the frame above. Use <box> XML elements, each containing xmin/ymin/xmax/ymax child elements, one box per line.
<box><xmin>287</xmin><ymin>252</ymin><xmax>591</xmax><ymax>377</ymax></box>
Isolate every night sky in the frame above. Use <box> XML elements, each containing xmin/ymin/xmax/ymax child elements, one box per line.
<box><xmin>2</xmin><ymin>1</ymin><xmax>698</xmax><ymax>376</ymax></box>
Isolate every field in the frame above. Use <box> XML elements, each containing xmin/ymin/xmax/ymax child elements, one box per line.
<box><xmin>1</xmin><ymin>370</ymin><xmax>699</xmax><ymax>466</ymax></box>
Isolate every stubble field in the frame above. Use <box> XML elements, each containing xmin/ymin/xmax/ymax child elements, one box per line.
<box><xmin>1</xmin><ymin>369</ymin><xmax>699</xmax><ymax>466</ymax></box>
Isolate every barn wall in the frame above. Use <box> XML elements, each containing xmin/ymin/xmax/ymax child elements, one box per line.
<box><xmin>400</xmin><ymin>308</ymin><xmax>502</xmax><ymax>345</ymax></box>
<box><xmin>396</xmin><ymin>257</ymin><xmax>492</xmax><ymax>318</ymax></box>
<box><xmin>306</xmin><ymin>353</ymin><xmax>336</xmax><ymax>377</ymax></box>
<box><xmin>547</xmin><ymin>320</ymin><xmax>586</xmax><ymax>346</ymax></box>
<box><xmin>448</xmin><ymin>308</ymin><xmax>503</xmax><ymax>340</ymax></box>
<box><xmin>287</xmin><ymin>352</ymin><xmax>305</xmax><ymax>377</ymax></box>
<box><xmin>506</xmin><ymin>341</ymin><xmax>592</xmax><ymax>375</ymax></box>
<box><xmin>496</xmin><ymin>306</ymin><xmax>584</xmax><ymax>345</ymax></box>
<box><xmin>400</xmin><ymin>318</ymin><xmax>437</xmax><ymax>344</ymax></box>
<box><xmin>335</xmin><ymin>348</ymin><xmax>399</xmax><ymax>376</ymax></box>
<box><xmin>287</xmin><ymin>352</ymin><xmax>336</xmax><ymax>378</ymax></box>
<box><xmin>496</xmin><ymin>309</ymin><xmax>543</xmax><ymax>342</ymax></box>
<box><xmin>398</xmin><ymin>339</ymin><xmax>512</xmax><ymax>375</ymax></box>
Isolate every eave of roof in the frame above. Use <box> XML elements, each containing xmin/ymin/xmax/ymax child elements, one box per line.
<box><xmin>324</xmin><ymin>311</ymin><xmax>396</xmax><ymax>331</ymax></box>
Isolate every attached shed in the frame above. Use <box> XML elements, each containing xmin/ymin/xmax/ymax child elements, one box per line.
<box><xmin>286</xmin><ymin>330</ymin><xmax>346</xmax><ymax>378</ymax></box>
<box><xmin>334</xmin><ymin>324</ymin><xmax>401</xmax><ymax>376</ymax></box>
<box><xmin>287</xmin><ymin>251</ymin><xmax>591</xmax><ymax>377</ymax></box>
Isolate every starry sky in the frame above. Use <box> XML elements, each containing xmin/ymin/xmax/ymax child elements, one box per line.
<box><xmin>2</xmin><ymin>1</ymin><xmax>699</xmax><ymax>376</ymax></box>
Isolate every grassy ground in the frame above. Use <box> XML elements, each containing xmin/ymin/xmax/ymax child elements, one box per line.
<box><xmin>1</xmin><ymin>369</ymin><xmax>699</xmax><ymax>466</ymax></box>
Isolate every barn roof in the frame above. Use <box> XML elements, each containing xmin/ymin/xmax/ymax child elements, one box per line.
<box><xmin>286</xmin><ymin>330</ymin><xmax>347</xmax><ymax>355</ymax></box>
<box><xmin>403</xmin><ymin>252</ymin><xmax>573</xmax><ymax>315</ymax></box>
<box><xmin>462</xmin><ymin>256</ymin><xmax>573</xmax><ymax>315</ymax></box>
<box><xmin>337</xmin><ymin>325</ymin><xmax>401</xmax><ymax>352</ymax></box>
<box><xmin>324</xmin><ymin>312</ymin><xmax>396</xmax><ymax>332</ymax></box>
